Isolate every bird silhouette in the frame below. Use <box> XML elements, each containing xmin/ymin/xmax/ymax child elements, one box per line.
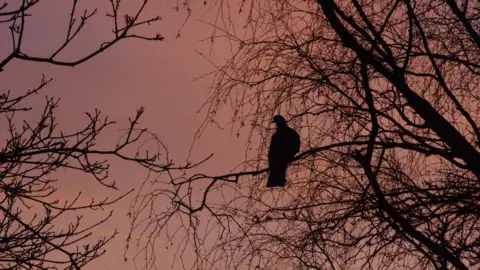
<box><xmin>267</xmin><ymin>115</ymin><xmax>300</xmax><ymax>188</ymax></box>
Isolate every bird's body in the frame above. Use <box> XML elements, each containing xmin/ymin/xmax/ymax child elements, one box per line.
<box><xmin>267</xmin><ymin>115</ymin><xmax>300</xmax><ymax>188</ymax></box>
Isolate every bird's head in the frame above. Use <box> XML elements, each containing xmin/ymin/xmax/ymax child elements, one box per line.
<box><xmin>272</xmin><ymin>115</ymin><xmax>287</xmax><ymax>129</ymax></box>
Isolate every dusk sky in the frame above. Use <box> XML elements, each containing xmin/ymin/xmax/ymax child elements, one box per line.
<box><xmin>1</xmin><ymin>1</ymin><xmax>248</xmax><ymax>269</ymax></box>
<box><xmin>2</xmin><ymin>0</ymin><xmax>478</xmax><ymax>269</ymax></box>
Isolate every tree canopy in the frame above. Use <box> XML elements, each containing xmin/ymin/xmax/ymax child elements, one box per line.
<box><xmin>131</xmin><ymin>0</ymin><xmax>480</xmax><ymax>269</ymax></box>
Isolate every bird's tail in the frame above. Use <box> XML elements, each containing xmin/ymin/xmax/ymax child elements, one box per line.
<box><xmin>266</xmin><ymin>163</ymin><xmax>287</xmax><ymax>188</ymax></box>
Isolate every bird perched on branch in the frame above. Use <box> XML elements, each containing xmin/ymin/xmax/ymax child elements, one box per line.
<box><xmin>267</xmin><ymin>115</ymin><xmax>300</xmax><ymax>188</ymax></box>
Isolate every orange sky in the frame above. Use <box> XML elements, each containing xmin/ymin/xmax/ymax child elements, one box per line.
<box><xmin>0</xmin><ymin>1</ymin><xmax>248</xmax><ymax>269</ymax></box>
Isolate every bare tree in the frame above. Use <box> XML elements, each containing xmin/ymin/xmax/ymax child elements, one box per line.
<box><xmin>130</xmin><ymin>0</ymin><xmax>480</xmax><ymax>269</ymax></box>
<box><xmin>0</xmin><ymin>0</ymin><xmax>196</xmax><ymax>269</ymax></box>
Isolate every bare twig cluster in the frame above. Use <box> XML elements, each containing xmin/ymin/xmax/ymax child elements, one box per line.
<box><xmin>0</xmin><ymin>0</ymin><xmax>198</xmax><ymax>269</ymax></box>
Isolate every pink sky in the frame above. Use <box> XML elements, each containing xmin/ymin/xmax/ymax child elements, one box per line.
<box><xmin>1</xmin><ymin>1</ymin><xmax>248</xmax><ymax>269</ymax></box>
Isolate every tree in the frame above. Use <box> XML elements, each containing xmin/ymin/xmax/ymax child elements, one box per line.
<box><xmin>0</xmin><ymin>0</ymin><xmax>193</xmax><ymax>268</ymax></box>
<box><xmin>130</xmin><ymin>0</ymin><xmax>480</xmax><ymax>269</ymax></box>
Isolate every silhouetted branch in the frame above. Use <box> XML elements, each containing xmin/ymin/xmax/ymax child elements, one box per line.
<box><xmin>0</xmin><ymin>0</ymin><xmax>163</xmax><ymax>72</ymax></box>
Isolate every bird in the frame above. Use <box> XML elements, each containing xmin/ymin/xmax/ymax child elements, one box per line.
<box><xmin>267</xmin><ymin>115</ymin><xmax>300</xmax><ymax>188</ymax></box>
